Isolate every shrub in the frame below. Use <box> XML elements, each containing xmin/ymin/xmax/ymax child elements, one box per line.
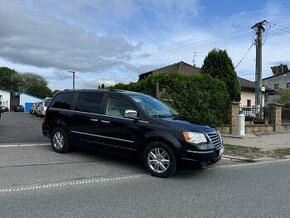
<box><xmin>109</xmin><ymin>72</ymin><xmax>230</xmax><ymax>126</ymax></box>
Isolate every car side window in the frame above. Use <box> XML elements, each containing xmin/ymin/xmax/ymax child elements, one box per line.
<box><xmin>106</xmin><ymin>97</ymin><xmax>133</xmax><ymax>118</ymax></box>
<box><xmin>51</xmin><ymin>92</ymin><xmax>74</xmax><ymax>110</ymax></box>
<box><xmin>75</xmin><ymin>92</ymin><xmax>104</xmax><ymax>114</ymax></box>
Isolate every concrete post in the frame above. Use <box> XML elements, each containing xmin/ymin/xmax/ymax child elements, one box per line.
<box><xmin>230</xmin><ymin>101</ymin><xmax>241</xmax><ymax>135</ymax></box>
<box><xmin>272</xmin><ymin>104</ymin><xmax>283</xmax><ymax>132</ymax></box>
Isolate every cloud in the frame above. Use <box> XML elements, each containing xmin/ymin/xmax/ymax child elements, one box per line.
<box><xmin>0</xmin><ymin>0</ymin><xmax>140</xmax><ymax>73</ymax></box>
<box><xmin>0</xmin><ymin>0</ymin><xmax>290</xmax><ymax>90</ymax></box>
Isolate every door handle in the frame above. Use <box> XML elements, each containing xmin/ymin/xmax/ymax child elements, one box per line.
<box><xmin>90</xmin><ymin>119</ymin><xmax>99</xmax><ymax>122</ymax></box>
<box><xmin>101</xmin><ymin>120</ymin><xmax>110</xmax><ymax>124</ymax></box>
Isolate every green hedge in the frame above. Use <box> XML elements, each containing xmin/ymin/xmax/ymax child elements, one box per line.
<box><xmin>110</xmin><ymin>72</ymin><xmax>230</xmax><ymax>126</ymax></box>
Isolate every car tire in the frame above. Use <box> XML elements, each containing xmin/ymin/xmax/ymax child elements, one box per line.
<box><xmin>51</xmin><ymin>128</ymin><xmax>69</xmax><ymax>153</ymax></box>
<box><xmin>143</xmin><ymin>141</ymin><xmax>177</xmax><ymax>178</ymax></box>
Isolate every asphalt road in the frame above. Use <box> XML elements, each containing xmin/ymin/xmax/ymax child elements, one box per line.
<box><xmin>1</xmin><ymin>112</ymin><xmax>290</xmax><ymax>217</ymax></box>
<box><xmin>0</xmin><ymin>112</ymin><xmax>49</xmax><ymax>144</ymax></box>
<box><xmin>0</xmin><ymin>144</ymin><xmax>290</xmax><ymax>218</ymax></box>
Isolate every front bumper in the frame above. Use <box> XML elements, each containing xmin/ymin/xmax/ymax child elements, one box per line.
<box><xmin>180</xmin><ymin>145</ymin><xmax>224</xmax><ymax>169</ymax></box>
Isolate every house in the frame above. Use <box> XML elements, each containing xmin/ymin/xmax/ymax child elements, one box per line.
<box><xmin>0</xmin><ymin>89</ymin><xmax>11</xmax><ymax>110</ymax></box>
<box><xmin>138</xmin><ymin>61</ymin><xmax>272</xmax><ymax>107</ymax></box>
<box><xmin>138</xmin><ymin>61</ymin><xmax>200</xmax><ymax>81</ymax></box>
<box><xmin>11</xmin><ymin>93</ymin><xmax>42</xmax><ymax>113</ymax></box>
<box><xmin>263</xmin><ymin>64</ymin><xmax>289</xmax><ymax>104</ymax></box>
<box><xmin>239</xmin><ymin>77</ymin><xmax>275</xmax><ymax>107</ymax></box>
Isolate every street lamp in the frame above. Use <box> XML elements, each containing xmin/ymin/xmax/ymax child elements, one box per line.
<box><xmin>67</xmin><ymin>70</ymin><xmax>75</xmax><ymax>90</ymax></box>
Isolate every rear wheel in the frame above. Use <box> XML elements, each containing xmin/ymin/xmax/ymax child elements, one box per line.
<box><xmin>51</xmin><ymin>128</ymin><xmax>69</xmax><ymax>153</ymax></box>
<box><xmin>143</xmin><ymin>141</ymin><xmax>177</xmax><ymax>178</ymax></box>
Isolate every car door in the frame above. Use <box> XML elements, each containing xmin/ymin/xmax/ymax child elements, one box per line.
<box><xmin>95</xmin><ymin>94</ymin><xmax>146</xmax><ymax>155</ymax></box>
<box><xmin>69</xmin><ymin>91</ymin><xmax>106</xmax><ymax>147</ymax></box>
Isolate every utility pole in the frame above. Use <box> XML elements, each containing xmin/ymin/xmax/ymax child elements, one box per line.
<box><xmin>68</xmin><ymin>70</ymin><xmax>75</xmax><ymax>90</ymax></box>
<box><xmin>252</xmin><ymin>20</ymin><xmax>267</xmax><ymax>110</ymax></box>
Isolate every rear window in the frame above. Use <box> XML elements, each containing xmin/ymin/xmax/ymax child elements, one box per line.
<box><xmin>44</xmin><ymin>99</ymin><xmax>51</xmax><ymax>107</ymax></box>
<box><xmin>75</xmin><ymin>92</ymin><xmax>104</xmax><ymax>114</ymax></box>
<box><xmin>50</xmin><ymin>92</ymin><xmax>74</xmax><ymax>110</ymax></box>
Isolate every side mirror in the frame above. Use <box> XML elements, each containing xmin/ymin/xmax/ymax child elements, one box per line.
<box><xmin>124</xmin><ymin>110</ymin><xmax>139</xmax><ymax>119</ymax></box>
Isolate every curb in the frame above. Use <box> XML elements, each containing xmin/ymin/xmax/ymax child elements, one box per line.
<box><xmin>0</xmin><ymin>143</ymin><xmax>50</xmax><ymax>148</ymax></box>
<box><xmin>222</xmin><ymin>155</ymin><xmax>256</xmax><ymax>162</ymax></box>
<box><xmin>222</xmin><ymin>155</ymin><xmax>286</xmax><ymax>162</ymax></box>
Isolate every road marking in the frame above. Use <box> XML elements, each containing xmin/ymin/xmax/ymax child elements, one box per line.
<box><xmin>0</xmin><ymin>143</ymin><xmax>50</xmax><ymax>148</ymax></box>
<box><xmin>0</xmin><ymin>174</ymin><xmax>144</xmax><ymax>193</ymax></box>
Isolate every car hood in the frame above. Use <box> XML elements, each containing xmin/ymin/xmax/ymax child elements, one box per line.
<box><xmin>159</xmin><ymin>117</ymin><xmax>216</xmax><ymax>133</ymax></box>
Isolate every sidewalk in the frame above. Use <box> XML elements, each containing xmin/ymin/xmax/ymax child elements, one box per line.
<box><xmin>222</xmin><ymin>132</ymin><xmax>290</xmax><ymax>151</ymax></box>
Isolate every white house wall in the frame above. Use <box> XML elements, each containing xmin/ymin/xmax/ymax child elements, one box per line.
<box><xmin>19</xmin><ymin>94</ymin><xmax>42</xmax><ymax>106</ymax></box>
<box><xmin>0</xmin><ymin>90</ymin><xmax>10</xmax><ymax>110</ymax></box>
<box><xmin>240</xmin><ymin>90</ymin><xmax>265</xmax><ymax>107</ymax></box>
<box><xmin>240</xmin><ymin>91</ymin><xmax>255</xmax><ymax>107</ymax></box>
<box><xmin>20</xmin><ymin>93</ymin><xmax>42</xmax><ymax>113</ymax></box>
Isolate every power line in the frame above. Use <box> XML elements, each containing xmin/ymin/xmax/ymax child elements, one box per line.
<box><xmin>235</xmin><ymin>42</ymin><xmax>255</xmax><ymax>69</ymax></box>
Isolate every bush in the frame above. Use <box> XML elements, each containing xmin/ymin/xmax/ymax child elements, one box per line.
<box><xmin>109</xmin><ymin>72</ymin><xmax>230</xmax><ymax>126</ymax></box>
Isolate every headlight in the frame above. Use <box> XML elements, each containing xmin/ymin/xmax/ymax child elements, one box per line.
<box><xmin>183</xmin><ymin>132</ymin><xmax>207</xmax><ymax>144</ymax></box>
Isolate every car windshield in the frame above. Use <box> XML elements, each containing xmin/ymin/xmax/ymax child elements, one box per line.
<box><xmin>127</xmin><ymin>93</ymin><xmax>179</xmax><ymax>118</ymax></box>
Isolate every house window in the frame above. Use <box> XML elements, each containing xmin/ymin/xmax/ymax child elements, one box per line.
<box><xmin>274</xmin><ymin>84</ymin><xmax>279</xmax><ymax>89</ymax></box>
<box><xmin>287</xmin><ymin>83</ymin><xmax>290</xmax><ymax>88</ymax></box>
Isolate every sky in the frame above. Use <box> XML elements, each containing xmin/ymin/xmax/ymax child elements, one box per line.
<box><xmin>0</xmin><ymin>0</ymin><xmax>290</xmax><ymax>91</ymax></box>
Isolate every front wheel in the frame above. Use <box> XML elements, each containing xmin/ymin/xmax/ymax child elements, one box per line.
<box><xmin>143</xmin><ymin>141</ymin><xmax>177</xmax><ymax>178</ymax></box>
<box><xmin>50</xmin><ymin>128</ymin><xmax>69</xmax><ymax>153</ymax></box>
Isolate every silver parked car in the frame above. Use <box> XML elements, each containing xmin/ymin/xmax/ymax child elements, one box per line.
<box><xmin>38</xmin><ymin>98</ymin><xmax>51</xmax><ymax>117</ymax></box>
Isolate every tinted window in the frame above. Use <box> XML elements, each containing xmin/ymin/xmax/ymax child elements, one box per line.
<box><xmin>75</xmin><ymin>92</ymin><xmax>103</xmax><ymax>113</ymax></box>
<box><xmin>105</xmin><ymin>97</ymin><xmax>133</xmax><ymax>118</ymax></box>
<box><xmin>127</xmin><ymin>93</ymin><xmax>178</xmax><ymax>118</ymax></box>
<box><xmin>51</xmin><ymin>92</ymin><xmax>74</xmax><ymax>109</ymax></box>
<box><xmin>44</xmin><ymin>99</ymin><xmax>51</xmax><ymax>107</ymax></box>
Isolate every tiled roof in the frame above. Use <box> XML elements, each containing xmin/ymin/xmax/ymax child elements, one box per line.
<box><xmin>138</xmin><ymin>61</ymin><xmax>200</xmax><ymax>81</ymax></box>
<box><xmin>138</xmin><ymin>61</ymin><xmax>274</xmax><ymax>93</ymax></box>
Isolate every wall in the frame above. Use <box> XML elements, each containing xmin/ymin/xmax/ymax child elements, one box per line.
<box><xmin>263</xmin><ymin>72</ymin><xmax>290</xmax><ymax>90</ymax></box>
<box><xmin>219</xmin><ymin>102</ymin><xmax>290</xmax><ymax>135</ymax></box>
<box><xmin>0</xmin><ymin>90</ymin><xmax>11</xmax><ymax>110</ymax></box>
<box><xmin>240</xmin><ymin>90</ymin><xmax>266</xmax><ymax>107</ymax></box>
<box><xmin>240</xmin><ymin>91</ymin><xmax>255</xmax><ymax>107</ymax></box>
<box><xmin>20</xmin><ymin>93</ymin><xmax>42</xmax><ymax>113</ymax></box>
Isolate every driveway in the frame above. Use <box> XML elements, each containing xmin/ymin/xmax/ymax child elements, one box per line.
<box><xmin>0</xmin><ymin>112</ymin><xmax>50</xmax><ymax>144</ymax></box>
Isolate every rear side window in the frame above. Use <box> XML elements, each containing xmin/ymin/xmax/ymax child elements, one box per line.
<box><xmin>75</xmin><ymin>92</ymin><xmax>104</xmax><ymax>114</ymax></box>
<box><xmin>50</xmin><ymin>92</ymin><xmax>74</xmax><ymax>110</ymax></box>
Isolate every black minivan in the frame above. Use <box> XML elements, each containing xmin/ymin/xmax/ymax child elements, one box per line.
<box><xmin>42</xmin><ymin>89</ymin><xmax>224</xmax><ymax>177</ymax></box>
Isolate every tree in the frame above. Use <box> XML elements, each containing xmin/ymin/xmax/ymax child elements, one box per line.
<box><xmin>277</xmin><ymin>89</ymin><xmax>290</xmax><ymax>104</ymax></box>
<box><xmin>18</xmin><ymin>73</ymin><xmax>52</xmax><ymax>98</ymax></box>
<box><xmin>201</xmin><ymin>49</ymin><xmax>241</xmax><ymax>102</ymax></box>
<box><xmin>0</xmin><ymin>68</ymin><xmax>52</xmax><ymax>98</ymax></box>
<box><xmin>0</xmin><ymin>67</ymin><xmax>18</xmax><ymax>91</ymax></box>
<box><xmin>109</xmin><ymin>72</ymin><xmax>230</xmax><ymax>125</ymax></box>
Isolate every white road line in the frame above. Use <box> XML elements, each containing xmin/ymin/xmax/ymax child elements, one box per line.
<box><xmin>0</xmin><ymin>174</ymin><xmax>144</xmax><ymax>193</ymax></box>
<box><xmin>0</xmin><ymin>143</ymin><xmax>50</xmax><ymax>148</ymax></box>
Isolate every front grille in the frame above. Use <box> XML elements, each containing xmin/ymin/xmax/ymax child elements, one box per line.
<box><xmin>207</xmin><ymin>131</ymin><xmax>223</xmax><ymax>149</ymax></box>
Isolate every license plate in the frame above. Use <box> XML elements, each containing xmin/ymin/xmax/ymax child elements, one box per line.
<box><xmin>219</xmin><ymin>147</ymin><xmax>224</xmax><ymax>156</ymax></box>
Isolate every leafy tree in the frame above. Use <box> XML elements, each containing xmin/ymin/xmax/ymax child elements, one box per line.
<box><xmin>0</xmin><ymin>67</ymin><xmax>18</xmax><ymax>91</ymax></box>
<box><xmin>201</xmin><ymin>49</ymin><xmax>241</xmax><ymax>102</ymax></box>
<box><xmin>0</xmin><ymin>68</ymin><xmax>52</xmax><ymax>98</ymax></box>
<box><xmin>18</xmin><ymin>73</ymin><xmax>52</xmax><ymax>98</ymax></box>
<box><xmin>109</xmin><ymin>72</ymin><xmax>230</xmax><ymax>125</ymax></box>
<box><xmin>277</xmin><ymin>89</ymin><xmax>290</xmax><ymax>104</ymax></box>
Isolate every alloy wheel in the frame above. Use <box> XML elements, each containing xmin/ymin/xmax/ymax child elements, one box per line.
<box><xmin>147</xmin><ymin>147</ymin><xmax>170</xmax><ymax>173</ymax></box>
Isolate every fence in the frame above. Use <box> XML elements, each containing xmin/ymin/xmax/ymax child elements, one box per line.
<box><xmin>219</xmin><ymin>102</ymin><xmax>290</xmax><ymax>135</ymax></box>
<box><xmin>240</xmin><ymin>105</ymin><xmax>274</xmax><ymax>124</ymax></box>
<box><xmin>282</xmin><ymin>106</ymin><xmax>290</xmax><ymax>125</ymax></box>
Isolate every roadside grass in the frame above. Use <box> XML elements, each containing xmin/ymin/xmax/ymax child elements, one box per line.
<box><xmin>224</xmin><ymin>144</ymin><xmax>290</xmax><ymax>160</ymax></box>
